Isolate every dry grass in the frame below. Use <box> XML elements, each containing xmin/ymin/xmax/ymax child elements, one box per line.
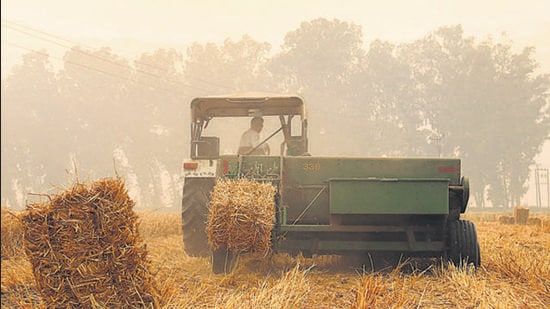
<box><xmin>1</xmin><ymin>206</ymin><xmax>24</xmax><ymax>259</ymax></box>
<box><xmin>3</xmin><ymin>210</ymin><xmax>550</xmax><ymax>308</ymax></box>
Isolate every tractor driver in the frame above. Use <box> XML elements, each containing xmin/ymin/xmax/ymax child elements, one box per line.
<box><xmin>238</xmin><ymin>116</ymin><xmax>270</xmax><ymax>155</ymax></box>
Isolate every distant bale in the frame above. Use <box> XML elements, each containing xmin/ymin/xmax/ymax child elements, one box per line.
<box><xmin>206</xmin><ymin>178</ymin><xmax>276</xmax><ymax>254</ymax></box>
<box><xmin>514</xmin><ymin>205</ymin><xmax>529</xmax><ymax>225</ymax></box>
<box><xmin>527</xmin><ymin>217</ymin><xmax>542</xmax><ymax>227</ymax></box>
<box><xmin>498</xmin><ymin>216</ymin><xmax>515</xmax><ymax>225</ymax></box>
<box><xmin>21</xmin><ymin>178</ymin><xmax>160</xmax><ymax>308</ymax></box>
<box><xmin>1</xmin><ymin>207</ymin><xmax>24</xmax><ymax>259</ymax></box>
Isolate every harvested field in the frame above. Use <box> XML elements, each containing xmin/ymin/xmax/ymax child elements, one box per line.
<box><xmin>2</xmin><ymin>211</ymin><xmax>549</xmax><ymax>308</ymax></box>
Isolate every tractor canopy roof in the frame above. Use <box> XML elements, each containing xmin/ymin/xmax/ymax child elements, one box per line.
<box><xmin>190</xmin><ymin>92</ymin><xmax>307</xmax><ymax>122</ymax></box>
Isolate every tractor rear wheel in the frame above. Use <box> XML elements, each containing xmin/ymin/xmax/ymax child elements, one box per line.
<box><xmin>447</xmin><ymin>220</ymin><xmax>480</xmax><ymax>267</ymax></box>
<box><xmin>182</xmin><ymin>178</ymin><xmax>215</xmax><ymax>257</ymax></box>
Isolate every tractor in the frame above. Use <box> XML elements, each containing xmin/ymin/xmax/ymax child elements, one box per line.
<box><xmin>181</xmin><ymin>93</ymin><xmax>480</xmax><ymax>273</ymax></box>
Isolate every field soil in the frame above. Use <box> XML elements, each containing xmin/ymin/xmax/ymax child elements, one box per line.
<box><xmin>2</xmin><ymin>211</ymin><xmax>549</xmax><ymax>308</ymax></box>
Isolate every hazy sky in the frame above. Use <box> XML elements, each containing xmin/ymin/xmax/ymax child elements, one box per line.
<box><xmin>1</xmin><ymin>0</ymin><xmax>549</xmax><ymax>204</ymax></box>
<box><xmin>2</xmin><ymin>0</ymin><xmax>550</xmax><ymax>76</ymax></box>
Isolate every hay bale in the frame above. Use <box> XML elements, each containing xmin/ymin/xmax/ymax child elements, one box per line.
<box><xmin>21</xmin><ymin>178</ymin><xmax>159</xmax><ymax>308</ymax></box>
<box><xmin>1</xmin><ymin>207</ymin><xmax>24</xmax><ymax>259</ymax></box>
<box><xmin>206</xmin><ymin>178</ymin><xmax>275</xmax><ymax>254</ymax></box>
<box><xmin>514</xmin><ymin>205</ymin><xmax>529</xmax><ymax>225</ymax></box>
<box><xmin>527</xmin><ymin>217</ymin><xmax>542</xmax><ymax>227</ymax></box>
<box><xmin>498</xmin><ymin>215</ymin><xmax>514</xmax><ymax>225</ymax></box>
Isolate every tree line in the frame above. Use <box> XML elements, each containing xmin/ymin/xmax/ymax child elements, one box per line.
<box><xmin>1</xmin><ymin>19</ymin><xmax>549</xmax><ymax>210</ymax></box>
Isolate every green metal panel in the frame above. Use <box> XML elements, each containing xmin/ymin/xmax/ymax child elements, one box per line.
<box><xmin>282</xmin><ymin>157</ymin><xmax>461</xmax><ymax>185</ymax></box>
<box><xmin>279</xmin><ymin>224</ymin><xmax>438</xmax><ymax>233</ymax></box>
<box><xmin>329</xmin><ymin>178</ymin><xmax>449</xmax><ymax>214</ymax></box>
<box><xmin>281</xmin><ymin>156</ymin><xmax>459</xmax><ymax>223</ymax></box>
<box><xmin>218</xmin><ymin>155</ymin><xmax>281</xmax><ymax>179</ymax></box>
<box><xmin>277</xmin><ymin>239</ymin><xmax>445</xmax><ymax>252</ymax></box>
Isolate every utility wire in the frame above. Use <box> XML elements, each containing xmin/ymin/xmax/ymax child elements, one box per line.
<box><xmin>2</xmin><ymin>21</ymin><xmax>181</xmax><ymax>86</ymax></box>
<box><xmin>2</xmin><ymin>18</ymin><xmax>233</xmax><ymax>92</ymax></box>
<box><xmin>2</xmin><ymin>19</ymin><xmax>232</xmax><ymax>93</ymax></box>
<box><xmin>2</xmin><ymin>37</ymin><xmax>213</xmax><ymax>95</ymax></box>
<box><xmin>3</xmin><ymin>40</ymin><xmax>200</xmax><ymax>96</ymax></box>
<box><xmin>3</xmin><ymin>19</ymin><xmax>171</xmax><ymax>72</ymax></box>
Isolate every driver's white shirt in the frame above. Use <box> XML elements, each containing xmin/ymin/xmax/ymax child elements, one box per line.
<box><xmin>239</xmin><ymin>128</ymin><xmax>260</xmax><ymax>148</ymax></box>
<box><xmin>239</xmin><ymin>129</ymin><xmax>268</xmax><ymax>152</ymax></box>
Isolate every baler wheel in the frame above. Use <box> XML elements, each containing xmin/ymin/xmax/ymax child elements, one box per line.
<box><xmin>181</xmin><ymin>178</ymin><xmax>215</xmax><ymax>257</ymax></box>
<box><xmin>447</xmin><ymin>220</ymin><xmax>481</xmax><ymax>267</ymax></box>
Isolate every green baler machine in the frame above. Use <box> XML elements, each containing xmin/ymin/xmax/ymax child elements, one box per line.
<box><xmin>181</xmin><ymin>94</ymin><xmax>480</xmax><ymax>273</ymax></box>
<box><xmin>218</xmin><ymin>155</ymin><xmax>472</xmax><ymax>257</ymax></box>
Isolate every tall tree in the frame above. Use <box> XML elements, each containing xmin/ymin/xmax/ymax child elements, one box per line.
<box><xmin>484</xmin><ymin>44</ymin><xmax>550</xmax><ymax>207</ymax></box>
<box><xmin>1</xmin><ymin>51</ymin><xmax>66</xmax><ymax>207</ymax></box>
<box><xmin>270</xmin><ymin>18</ymin><xmax>366</xmax><ymax>155</ymax></box>
<box><xmin>57</xmin><ymin>46</ymin><xmax>133</xmax><ymax>180</ymax></box>
<box><xmin>124</xmin><ymin>48</ymin><xmax>185</xmax><ymax>208</ymax></box>
<box><xmin>183</xmin><ymin>35</ymin><xmax>274</xmax><ymax>96</ymax></box>
<box><xmin>347</xmin><ymin>39</ymin><xmax>430</xmax><ymax>156</ymax></box>
<box><xmin>401</xmin><ymin>25</ymin><xmax>550</xmax><ymax>208</ymax></box>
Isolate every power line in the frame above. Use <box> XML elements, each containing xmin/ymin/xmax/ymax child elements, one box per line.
<box><xmin>2</xmin><ymin>19</ymin><xmax>175</xmax><ymax>73</ymax></box>
<box><xmin>2</xmin><ymin>19</ymin><xmax>233</xmax><ymax>90</ymax></box>
<box><xmin>2</xmin><ymin>22</ymin><xmax>179</xmax><ymax>85</ymax></box>
<box><xmin>1</xmin><ymin>19</ymin><xmax>232</xmax><ymax>93</ymax></box>
<box><xmin>2</xmin><ymin>38</ymin><xmax>214</xmax><ymax>95</ymax></box>
<box><xmin>3</xmin><ymin>40</ymin><xmax>191</xmax><ymax>96</ymax></box>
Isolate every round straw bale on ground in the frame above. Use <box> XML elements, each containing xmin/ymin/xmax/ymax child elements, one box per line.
<box><xmin>206</xmin><ymin>178</ymin><xmax>276</xmax><ymax>254</ymax></box>
<box><xmin>21</xmin><ymin>177</ymin><xmax>160</xmax><ymax>308</ymax></box>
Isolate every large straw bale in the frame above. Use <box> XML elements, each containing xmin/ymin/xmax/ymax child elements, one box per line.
<box><xmin>1</xmin><ymin>206</ymin><xmax>24</xmax><ymax>259</ymax></box>
<box><xmin>514</xmin><ymin>205</ymin><xmax>529</xmax><ymax>225</ymax></box>
<box><xmin>21</xmin><ymin>178</ymin><xmax>160</xmax><ymax>308</ymax></box>
<box><xmin>206</xmin><ymin>178</ymin><xmax>275</xmax><ymax>254</ymax></box>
